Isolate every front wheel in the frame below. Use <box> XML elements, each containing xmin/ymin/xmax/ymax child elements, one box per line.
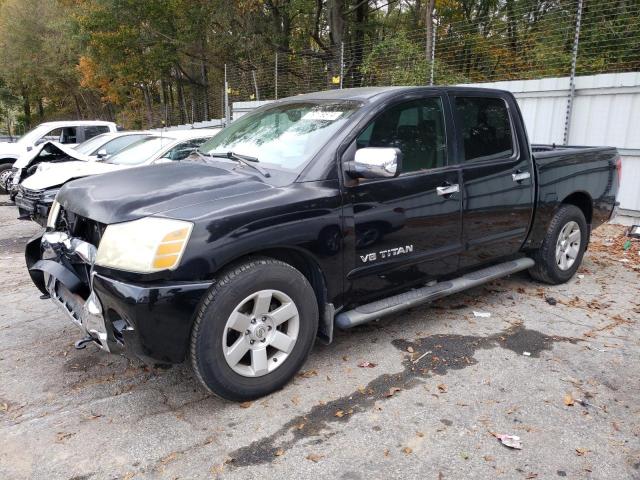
<box><xmin>528</xmin><ymin>204</ymin><xmax>588</xmax><ymax>284</ymax></box>
<box><xmin>0</xmin><ymin>164</ymin><xmax>13</xmax><ymax>194</ymax></box>
<box><xmin>190</xmin><ymin>257</ymin><xmax>318</xmax><ymax>401</ymax></box>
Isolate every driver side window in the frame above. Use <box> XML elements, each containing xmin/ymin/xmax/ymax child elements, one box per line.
<box><xmin>356</xmin><ymin>97</ymin><xmax>447</xmax><ymax>173</ymax></box>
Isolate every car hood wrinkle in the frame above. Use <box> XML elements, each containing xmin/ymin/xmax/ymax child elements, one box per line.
<box><xmin>57</xmin><ymin>162</ymin><xmax>273</xmax><ymax>224</ymax></box>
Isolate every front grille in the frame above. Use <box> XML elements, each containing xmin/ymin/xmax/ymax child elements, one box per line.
<box><xmin>60</xmin><ymin>209</ymin><xmax>105</xmax><ymax>247</ymax></box>
<box><xmin>19</xmin><ymin>186</ymin><xmax>44</xmax><ymax>202</ymax></box>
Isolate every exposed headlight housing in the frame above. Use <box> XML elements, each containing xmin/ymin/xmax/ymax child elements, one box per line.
<box><xmin>47</xmin><ymin>200</ymin><xmax>61</xmax><ymax>229</ymax></box>
<box><xmin>95</xmin><ymin>217</ymin><xmax>193</xmax><ymax>273</ymax></box>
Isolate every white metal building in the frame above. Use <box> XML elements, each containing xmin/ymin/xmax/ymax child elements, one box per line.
<box><xmin>463</xmin><ymin>72</ymin><xmax>640</xmax><ymax>216</ymax></box>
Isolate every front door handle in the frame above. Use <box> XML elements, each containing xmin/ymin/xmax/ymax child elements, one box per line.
<box><xmin>436</xmin><ymin>184</ymin><xmax>460</xmax><ymax>196</ymax></box>
<box><xmin>512</xmin><ymin>171</ymin><xmax>531</xmax><ymax>182</ymax></box>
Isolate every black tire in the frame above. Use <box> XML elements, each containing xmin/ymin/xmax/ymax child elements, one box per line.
<box><xmin>0</xmin><ymin>164</ymin><xmax>12</xmax><ymax>194</ymax></box>
<box><xmin>190</xmin><ymin>257</ymin><xmax>318</xmax><ymax>401</ymax></box>
<box><xmin>528</xmin><ymin>204</ymin><xmax>588</xmax><ymax>285</ymax></box>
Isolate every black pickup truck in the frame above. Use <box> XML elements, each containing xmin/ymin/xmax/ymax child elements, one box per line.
<box><xmin>25</xmin><ymin>87</ymin><xmax>620</xmax><ymax>400</ymax></box>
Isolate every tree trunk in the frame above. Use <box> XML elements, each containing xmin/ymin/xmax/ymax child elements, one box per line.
<box><xmin>21</xmin><ymin>85</ymin><xmax>31</xmax><ymax>129</ymax></box>
<box><xmin>425</xmin><ymin>0</ymin><xmax>436</xmax><ymax>62</ymax></box>
<box><xmin>351</xmin><ymin>0</ymin><xmax>369</xmax><ymax>87</ymax></box>
<box><xmin>142</xmin><ymin>85</ymin><xmax>153</xmax><ymax>127</ymax></box>
<box><xmin>37</xmin><ymin>98</ymin><xmax>44</xmax><ymax>120</ymax></box>
<box><xmin>200</xmin><ymin>58</ymin><xmax>209</xmax><ymax>121</ymax></box>
<box><xmin>506</xmin><ymin>0</ymin><xmax>518</xmax><ymax>54</ymax></box>
<box><xmin>327</xmin><ymin>0</ymin><xmax>345</xmax><ymax>85</ymax></box>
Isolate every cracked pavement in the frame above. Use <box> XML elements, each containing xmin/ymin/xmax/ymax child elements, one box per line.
<box><xmin>0</xmin><ymin>195</ymin><xmax>639</xmax><ymax>479</ymax></box>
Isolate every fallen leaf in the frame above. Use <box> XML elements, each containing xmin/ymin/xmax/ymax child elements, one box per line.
<box><xmin>483</xmin><ymin>455</ymin><xmax>495</xmax><ymax>462</ymax></box>
<box><xmin>239</xmin><ymin>401</ymin><xmax>252</xmax><ymax>409</ymax></box>
<box><xmin>416</xmin><ymin>431</ymin><xmax>424</xmax><ymax>437</ymax></box>
<box><xmin>437</xmin><ymin>383</ymin><xmax>448</xmax><ymax>393</ymax></box>
<box><xmin>298</xmin><ymin>369</ymin><xmax>318</xmax><ymax>378</ymax></box>
<box><xmin>494</xmin><ymin>433</ymin><xmax>522</xmax><ymax>449</ymax></box>
<box><xmin>385</xmin><ymin>387</ymin><xmax>402</xmax><ymax>398</ymax></box>
<box><xmin>274</xmin><ymin>448</ymin><xmax>285</xmax><ymax>457</ymax></box>
<box><xmin>358</xmin><ymin>361</ymin><xmax>377</xmax><ymax>368</ymax></box>
<box><xmin>575</xmin><ymin>448</ymin><xmax>590</xmax><ymax>456</ymax></box>
<box><xmin>290</xmin><ymin>396</ymin><xmax>301</xmax><ymax>406</ymax></box>
<box><xmin>384</xmin><ymin>448</ymin><xmax>390</xmax><ymax>457</ymax></box>
<box><xmin>564</xmin><ymin>394</ymin><xmax>575</xmax><ymax>406</ymax></box>
<box><xmin>407</xmin><ymin>346</ymin><xmax>414</xmax><ymax>353</ymax></box>
<box><xmin>402</xmin><ymin>447</ymin><xmax>413</xmax><ymax>454</ymax></box>
<box><xmin>460</xmin><ymin>452</ymin><xmax>470</xmax><ymax>460</ymax></box>
<box><xmin>525</xmin><ymin>473</ymin><xmax>538</xmax><ymax>479</ymax></box>
<box><xmin>335</xmin><ymin>410</ymin><xmax>345</xmax><ymax>418</ymax></box>
<box><xmin>306</xmin><ymin>453</ymin><xmax>324</xmax><ymax>463</ymax></box>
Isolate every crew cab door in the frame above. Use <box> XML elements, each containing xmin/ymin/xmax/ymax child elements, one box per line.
<box><xmin>449</xmin><ymin>92</ymin><xmax>534</xmax><ymax>268</ymax></box>
<box><xmin>343</xmin><ymin>94</ymin><xmax>462</xmax><ymax>304</ymax></box>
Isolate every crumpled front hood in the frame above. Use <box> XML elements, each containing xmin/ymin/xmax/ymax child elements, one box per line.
<box><xmin>14</xmin><ymin>141</ymin><xmax>92</xmax><ymax>169</ymax></box>
<box><xmin>57</xmin><ymin>161</ymin><xmax>274</xmax><ymax>224</ymax></box>
<box><xmin>21</xmin><ymin>161</ymin><xmax>121</xmax><ymax>190</ymax></box>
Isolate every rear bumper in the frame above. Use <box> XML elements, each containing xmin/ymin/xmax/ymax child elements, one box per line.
<box><xmin>27</xmin><ymin>232</ymin><xmax>212</xmax><ymax>364</ymax></box>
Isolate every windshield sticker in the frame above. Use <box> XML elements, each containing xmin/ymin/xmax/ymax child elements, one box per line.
<box><xmin>302</xmin><ymin>111</ymin><xmax>343</xmax><ymax>121</ymax></box>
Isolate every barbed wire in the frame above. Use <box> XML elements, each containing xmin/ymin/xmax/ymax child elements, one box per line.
<box><xmin>132</xmin><ymin>0</ymin><xmax>640</xmax><ymax>129</ymax></box>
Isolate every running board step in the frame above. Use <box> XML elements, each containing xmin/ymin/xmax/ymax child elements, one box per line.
<box><xmin>335</xmin><ymin>257</ymin><xmax>535</xmax><ymax>329</ymax></box>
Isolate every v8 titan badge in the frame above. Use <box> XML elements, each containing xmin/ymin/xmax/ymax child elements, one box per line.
<box><xmin>360</xmin><ymin>245</ymin><xmax>414</xmax><ymax>263</ymax></box>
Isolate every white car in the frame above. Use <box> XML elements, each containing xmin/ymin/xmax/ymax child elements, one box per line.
<box><xmin>7</xmin><ymin>132</ymin><xmax>154</xmax><ymax>197</ymax></box>
<box><xmin>15</xmin><ymin>128</ymin><xmax>221</xmax><ymax>225</ymax></box>
<box><xmin>0</xmin><ymin>120</ymin><xmax>118</xmax><ymax>192</ymax></box>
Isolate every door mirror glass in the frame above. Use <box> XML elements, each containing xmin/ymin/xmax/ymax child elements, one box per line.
<box><xmin>34</xmin><ymin>137</ymin><xmax>47</xmax><ymax>146</ymax></box>
<box><xmin>348</xmin><ymin>147</ymin><xmax>402</xmax><ymax>179</ymax></box>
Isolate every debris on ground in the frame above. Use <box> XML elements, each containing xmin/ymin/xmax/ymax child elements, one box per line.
<box><xmin>412</xmin><ymin>350</ymin><xmax>432</xmax><ymax>364</ymax></box>
<box><xmin>523</xmin><ymin>351</ymin><xmax>531</xmax><ymax>356</ymax></box>
<box><xmin>494</xmin><ymin>433</ymin><xmax>523</xmax><ymax>450</ymax></box>
<box><xmin>545</xmin><ymin>296</ymin><xmax>557</xmax><ymax>306</ymax></box>
<box><xmin>358</xmin><ymin>361</ymin><xmax>377</xmax><ymax>368</ymax></box>
<box><xmin>473</xmin><ymin>311</ymin><xmax>491</xmax><ymax>318</ymax></box>
<box><xmin>564</xmin><ymin>394</ymin><xmax>575</xmax><ymax>406</ymax></box>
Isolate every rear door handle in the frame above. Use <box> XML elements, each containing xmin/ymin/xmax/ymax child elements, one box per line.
<box><xmin>436</xmin><ymin>184</ymin><xmax>460</xmax><ymax>196</ymax></box>
<box><xmin>512</xmin><ymin>171</ymin><xmax>531</xmax><ymax>182</ymax></box>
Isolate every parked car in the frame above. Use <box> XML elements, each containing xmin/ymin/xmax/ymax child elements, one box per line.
<box><xmin>25</xmin><ymin>87</ymin><xmax>620</xmax><ymax>401</ymax></box>
<box><xmin>5</xmin><ymin>132</ymin><xmax>153</xmax><ymax>198</ymax></box>
<box><xmin>0</xmin><ymin>120</ymin><xmax>118</xmax><ymax>193</ymax></box>
<box><xmin>15</xmin><ymin>129</ymin><xmax>220</xmax><ymax>225</ymax></box>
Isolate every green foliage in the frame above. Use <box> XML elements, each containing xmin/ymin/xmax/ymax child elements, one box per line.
<box><xmin>0</xmin><ymin>0</ymin><xmax>637</xmax><ymax>127</ymax></box>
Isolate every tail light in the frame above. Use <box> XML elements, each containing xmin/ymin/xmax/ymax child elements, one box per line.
<box><xmin>616</xmin><ymin>156</ymin><xmax>622</xmax><ymax>185</ymax></box>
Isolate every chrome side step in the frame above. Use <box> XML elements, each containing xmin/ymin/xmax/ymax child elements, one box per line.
<box><xmin>335</xmin><ymin>257</ymin><xmax>535</xmax><ymax>329</ymax></box>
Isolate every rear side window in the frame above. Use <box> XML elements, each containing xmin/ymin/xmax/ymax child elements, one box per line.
<box><xmin>84</xmin><ymin>126</ymin><xmax>110</xmax><ymax>140</ymax></box>
<box><xmin>455</xmin><ymin>97</ymin><xmax>513</xmax><ymax>162</ymax></box>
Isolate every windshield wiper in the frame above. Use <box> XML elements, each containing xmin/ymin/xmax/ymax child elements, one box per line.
<box><xmin>207</xmin><ymin>151</ymin><xmax>270</xmax><ymax>178</ymax></box>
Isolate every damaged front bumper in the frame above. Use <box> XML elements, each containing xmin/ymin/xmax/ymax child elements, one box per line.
<box><xmin>26</xmin><ymin>231</ymin><xmax>212</xmax><ymax>363</ymax></box>
<box><xmin>15</xmin><ymin>187</ymin><xmax>56</xmax><ymax>226</ymax></box>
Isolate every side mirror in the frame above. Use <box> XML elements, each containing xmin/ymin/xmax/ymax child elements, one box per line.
<box><xmin>347</xmin><ymin>147</ymin><xmax>402</xmax><ymax>179</ymax></box>
<box><xmin>96</xmin><ymin>148</ymin><xmax>108</xmax><ymax>158</ymax></box>
<box><xmin>34</xmin><ymin>138</ymin><xmax>47</xmax><ymax>146</ymax></box>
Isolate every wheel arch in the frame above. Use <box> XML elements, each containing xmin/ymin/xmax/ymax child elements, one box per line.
<box><xmin>213</xmin><ymin>246</ymin><xmax>334</xmax><ymax>343</ymax></box>
<box><xmin>561</xmin><ymin>191</ymin><xmax>593</xmax><ymax>225</ymax></box>
<box><xmin>0</xmin><ymin>157</ymin><xmax>17</xmax><ymax>165</ymax></box>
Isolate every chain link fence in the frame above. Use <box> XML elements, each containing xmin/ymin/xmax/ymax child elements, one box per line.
<box><xmin>148</xmin><ymin>0</ymin><xmax>640</xmax><ymax>129</ymax></box>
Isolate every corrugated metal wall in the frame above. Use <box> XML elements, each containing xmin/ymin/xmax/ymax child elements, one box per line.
<box><xmin>462</xmin><ymin>73</ymin><xmax>640</xmax><ymax>213</ymax></box>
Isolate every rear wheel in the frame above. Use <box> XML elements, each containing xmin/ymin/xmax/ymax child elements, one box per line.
<box><xmin>190</xmin><ymin>257</ymin><xmax>318</xmax><ymax>401</ymax></box>
<box><xmin>528</xmin><ymin>204</ymin><xmax>588</xmax><ymax>284</ymax></box>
